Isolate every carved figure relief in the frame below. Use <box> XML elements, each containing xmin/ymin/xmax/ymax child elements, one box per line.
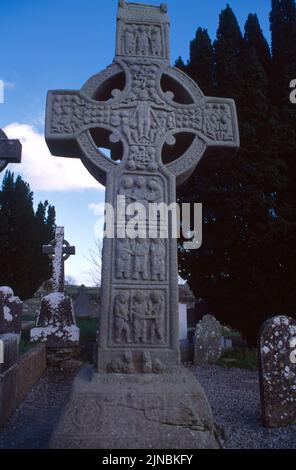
<box><xmin>112</xmin><ymin>290</ymin><xmax>166</xmax><ymax>345</ymax></box>
<box><xmin>123</xmin><ymin>24</ymin><xmax>163</xmax><ymax>58</ymax></box>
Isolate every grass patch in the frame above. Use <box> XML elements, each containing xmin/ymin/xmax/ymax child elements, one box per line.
<box><xmin>22</xmin><ymin>314</ymin><xmax>37</xmax><ymax>322</ymax></box>
<box><xmin>218</xmin><ymin>347</ymin><xmax>258</xmax><ymax>370</ymax></box>
<box><xmin>76</xmin><ymin>318</ymin><xmax>98</xmax><ymax>345</ymax></box>
<box><xmin>20</xmin><ymin>328</ymin><xmax>35</xmax><ymax>355</ymax></box>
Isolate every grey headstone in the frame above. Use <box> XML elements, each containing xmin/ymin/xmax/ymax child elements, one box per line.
<box><xmin>0</xmin><ymin>333</ymin><xmax>20</xmax><ymax>374</ymax></box>
<box><xmin>74</xmin><ymin>285</ymin><xmax>90</xmax><ymax>318</ymax></box>
<box><xmin>44</xmin><ymin>1</ymin><xmax>239</xmax><ymax>449</ymax></box>
<box><xmin>194</xmin><ymin>315</ymin><xmax>223</xmax><ymax>365</ymax></box>
<box><xmin>30</xmin><ymin>293</ymin><xmax>79</xmax><ymax>347</ymax></box>
<box><xmin>0</xmin><ymin>286</ymin><xmax>23</xmax><ymax>335</ymax></box>
<box><xmin>258</xmin><ymin>315</ymin><xmax>296</xmax><ymax>428</ymax></box>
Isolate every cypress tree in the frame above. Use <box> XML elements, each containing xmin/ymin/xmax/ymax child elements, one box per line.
<box><xmin>0</xmin><ymin>172</ymin><xmax>56</xmax><ymax>299</ymax></box>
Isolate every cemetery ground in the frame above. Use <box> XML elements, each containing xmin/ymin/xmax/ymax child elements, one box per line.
<box><xmin>0</xmin><ymin>317</ymin><xmax>295</xmax><ymax>450</ymax></box>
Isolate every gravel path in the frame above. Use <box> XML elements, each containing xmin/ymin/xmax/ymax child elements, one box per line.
<box><xmin>0</xmin><ymin>363</ymin><xmax>81</xmax><ymax>449</ymax></box>
<box><xmin>190</xmin><ymin>364</ymin><xmax>296</xmax><ymax>449</ymax></box>
<box><xmin>0</xmin><ymin>362</ymin><xmax>295</xmax><ymax>449</ymax></box>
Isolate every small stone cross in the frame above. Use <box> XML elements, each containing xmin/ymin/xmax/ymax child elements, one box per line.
<box><xmin>43</xmin><ymin>227</ymin><xmax>75</xmax><ymax>293</ymax></box>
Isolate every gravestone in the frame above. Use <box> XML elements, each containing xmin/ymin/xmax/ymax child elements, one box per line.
<box><xmin>0</xmin><ymin>286</ymin><xmax>23</xmax><ymax>335</ymax></box>
<box><xmin>0</xmin><ymin>128</ymin><xmax>22</xmax><ymax>173</ymax></box>
<box><xmin>30</xmin><ymin>228</ymin><xmax>79</xmax><ymax>348</ymax></box>
<box><xmin>194</xmin><ymin>315</ymin><xmax>223</xmax><ymax>365</ymax></box>
<box><xmin>45</xmin><ymin>1</ymin><xmax>239</xmax><ymax>449</ymax></box>
<box><xmin>74</xmin><ymin>285</ymin><xmax>90</xmax><ymax>318</ymax></box>
<box><xmin>258</xmin><ymin>315</ymin><xmax>296</xmax><ymax>428</ymax></box>
<box><xmin>0</xmin><ymin>287</ymin><xmax>22</xmax><ymax>374</ymax></box>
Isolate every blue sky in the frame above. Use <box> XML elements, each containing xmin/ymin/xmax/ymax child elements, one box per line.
<box><xmin>0</xmin><ymin>0</ymin><xmax>272</xmax><ymax>285</ymax></box>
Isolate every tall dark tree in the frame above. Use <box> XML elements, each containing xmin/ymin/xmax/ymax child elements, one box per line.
<box><xmin>0</xmin><ymin>172</ymin><xmax>56</xmax><ymax>299</ymax></box>
<box><xmin>187</xmin><ymin>28</ymin><xmax>214</xmax><ymax>95</ymax></box>
<box><xmin>244</xmin><ymin>13</ymin><xmax>272</xmax><ymax>75</ymax></box>
<box><xmin>177</xmin><ymin>4</ymin><xmax>294</xmax><ymax>345</ymax></box>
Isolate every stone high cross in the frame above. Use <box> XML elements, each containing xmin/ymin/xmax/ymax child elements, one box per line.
<box><xmin>45</xmin><ymin>2</ymin><xmax>239</xmax><ymax>372</ymax></box>
<box><xmin>43</xmin><ymin>227</ymin><xmax>75</xmax><ymax>293</ymax></box>
<box><xmin>0</xmin><ymin>128</ymin><xmax>22</xmax><ymax>173</ymax></box>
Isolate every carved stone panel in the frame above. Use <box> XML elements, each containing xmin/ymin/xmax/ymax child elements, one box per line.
<box><xmin>110</xmin><ymin>288</ymin><xmax>167</xmax><ymax>348</ymax></box>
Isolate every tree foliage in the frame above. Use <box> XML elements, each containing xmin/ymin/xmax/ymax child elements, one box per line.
<box><xmin>0</xmin><ymin>171</ymin><xmax>56</xmax><ymax>299</ymax></box>
<box><xmin>176</xmin><ymin>2</ymin><xmax>296</xmax><ymax>345</ymax></box>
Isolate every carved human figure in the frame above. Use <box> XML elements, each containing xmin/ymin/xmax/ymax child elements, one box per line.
<box><xmin>146</xmin><ymin>178</ymin><xmax>162</xmax><ymax>202</ymax></box>
<box><xmin>116</xmin><ymin>238</ymin><xmax>134</xmax><ymax>279</ymax></box>
<box><xmin>142</xmin><ymin>351</ymin><xmax>153</xmax><ymax>373</ymax></box>
<box><xmin>133</xmin><ymin>238</ymin><xmax>149</xmax><ymax>280</ymax></box>
<box><xmin>149</xmin><ymin>292</ymin><xmax>164</xmax><ymax>343</ymax></box>
<box><xmin>150</xmin><ymin>239</ymin><xmax>165</xmax><ymax>281</ymax></box>
<box><xmin>134</xmin><ymin>103</ymin><xmax>151</xmax><ymax>141</ymax></box>
<box><xmin>132</xmin><ymin>291</ymin><xmax>147</xmax><ymax>343</ymax></box>
<box><xmin>121</xmin><ymin>110</ymin><xmax>132</xmax><ymax>143</ymax></box>
<box><xmin>136</xmin><ymin>25</ymin><xmax>150</xmax><ymax>56</ymax></box>
<box><xmin>150</xmin><ymin>26</ymin><xmax>162</xmax><ymax>56</ymax></box>
<box><xmin>119</xmin><ymin>176</ymin><xmax>134</xmax><ymax>201</ymax></box>
<box><xmin>124</xmin><ymin>26</ymin><xmax>136</xmax><ymax>55</ymax></box>
<box><xmin>114</xmin><ymin>291</ymin><xmax>132</xmax><ymax>343</ymax></box>
<box><xmin>131</xmin><ymin>176</ymin><xmax>148</xmax><ymax>206</ymax></box>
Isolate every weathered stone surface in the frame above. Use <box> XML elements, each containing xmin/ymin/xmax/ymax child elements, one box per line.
<box><xmin>0</xmin><ymin>363</ymin><xmax>18</xmax><ymax>427</ymax></box>
<box><xmin>45</xmin><ymin>1</ymin><xmax>239</xmax><ymax>448</ymax></box>
<box><xmin>15</xmin><ymin>344</ymin><xmax>46</xmax><ymax>406</ymax></box>
<box><xmin>0</xmin><ymin>333</ymin><xmax>20</xmax><ymax>374</ymax></box>
<box><xmin>0</xmin><ymin>344</ymin><xmax>46</xmax><ymax>428</ymax></box>
<box><xmin>30</xmin><ymin>293</ymin><xmax>79</xmax><ymax>347</ymax></box>
<box><xmin>74</xmin><ymin>285</ymin><xmax>90</xmax><ymax>318</ymax></box>
<box><xmin>258</xmin><ymin>315</ymin><xmax>296</xmax><ymax>428</ymax></box>
<box><xmin>194</xmin><ymin>315</ymin><xmax>223</xmax><ymax>365</ymax></box>
<box><xmin>0</xmin><ymin>128</ymin><xmax>22</xmax><ymax>173</ymax></box>
<box><xmin>42</xmin><ymin>227</ymin><xmax>75</xmax><ymax>293</ymax></box>
<box><xmin>50</xmin><ymin>364</ymin><xmax>219</xmax><ymax>449</ymax></box>
<box><xmin>0</xmin><ymin>286</ymin><xmax>23</xmax><ymax>335</ymax></box>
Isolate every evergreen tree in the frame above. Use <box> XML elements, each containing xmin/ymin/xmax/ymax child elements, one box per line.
<box><xmin>244</xmin><ymin>14</ymin><xmax>272</xmax><ymax>75</ymax></box>
<box><xmin>188</xmin><ymin>28</ymin><xmax>214</xmax><ymax>95</ymax></box>
<box><xmin>0</xmin><ymin>172</ymin><xmax>56</xmax><ymax>299</ymax></box>
<box><xmin>177</xmin><ymin>4</ymin><xmax>294</xmax><ymax>345</ymax></box>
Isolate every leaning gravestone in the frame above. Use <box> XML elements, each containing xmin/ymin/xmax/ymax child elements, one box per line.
<box><xmin>0</xmin><ymin>286</ymin><xmax>22</xmax><ymax>374</ymax></box>
<box><xmin>0</xmin><ymin>128</ymin><xmax>22</xmax><ymax>173</ymax></box>
<box><xmin>194</xmin><ymin>315</ymin><xmax>223</xmax><ymax>365</ymax></box>
<box><xmin>30</xmin><ymin>227</ymin><xmax>79</xmax><ymax>349</ymax></box>
<box><xmin>258</xmin><ymin>315</ymin><xmax>296</xmax><ymax>428</ymax></box>
<box><xmin>45</xmin><ymin>1</ymin><xmax>239</xmax><ymax>448</ymax></box>
<box><xmin>74</xmin><ymin>285</ymin><xmax>90</xmax><ymax>318</ymax></box>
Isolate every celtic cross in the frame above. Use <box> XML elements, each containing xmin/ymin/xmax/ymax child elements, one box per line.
<box><xmin>0</xmin><ymin>129</ymin><xmax>22</xmax><ymax>173</ymax></box>
<box><xmin>43</xmin><ymin>227</ymin><xmax>76</xmax><ymax>293</ymax></box>
<box><xmin>45</xmin><ymin>2</ymin><xmax>239</xmax><ymax>372</ymax></box>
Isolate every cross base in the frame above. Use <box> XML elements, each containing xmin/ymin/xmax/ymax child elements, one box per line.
<box><xmin>49</xmin><ymin>364</ymin><xmax>219</xmax><ymax>449</ymax></box>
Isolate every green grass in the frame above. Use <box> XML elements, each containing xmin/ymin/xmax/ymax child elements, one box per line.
<box><xmin>76</xmin><ymin>318</ymin><xmax>98</xmax><ymax>345</ymax></box>
<box><xmin>218</xmin><ymin>347</ymin><xmax>258</xmax><ymax>370</ymax></box>
<box><xmin>22</xmin><ymin>314</ymin><xmax>37</xmax><ymax>322</ymax></box>
<box><xmin>20</xmin><ymin>328</ymin><xmax>36</xmax><ymax>355</ymax></box>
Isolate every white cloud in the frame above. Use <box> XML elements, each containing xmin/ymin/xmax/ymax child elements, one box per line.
<box><xmin>3</xmin><ymin>81</ymin><xmax>15</xmax><ymax>90</ymax></box>
<box><xmin>3</xmin><ymin>123</ymin><xmax>104</xmax><ymax>192</ymax></box>
<box><xmin>88</xmin><ymin>203</ymin><xmax>105</xmax><ymax>216</ymax></box>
